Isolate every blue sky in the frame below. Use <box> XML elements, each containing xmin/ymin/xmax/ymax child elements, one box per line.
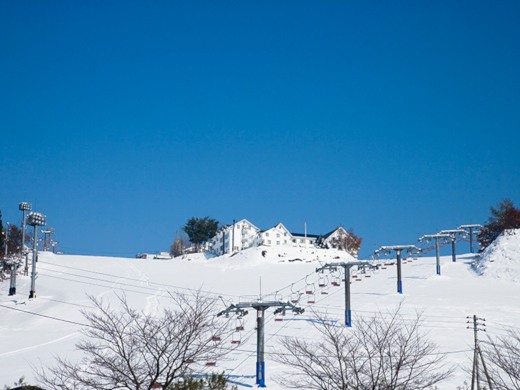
<box><xmin>2</xmin><ymin>1</ymin><xmax>519</xmax><ymax>257</ymax></box>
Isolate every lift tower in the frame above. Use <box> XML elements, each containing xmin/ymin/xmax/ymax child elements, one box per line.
<box><xmin>316</xmin><ymin>261</ymin><xmax>378</xmax><ymax>327</ymax></box>
<box><xmin>374</xmin><ymin>245</ymin><xmax>419</xmax><ymax>294</ymax></box>
<box><xmin>439</xmin><ymin>229</ymin><xmax>467</xmax><ymax>262</ymax></box>
<box><xmin>458</xmin><ymin>224</ymin><xmax>482</xmax><ymax>253</ymax></box>
<box><xmin>419</xmin><ymin>234</ymin><xmax>451</xmax><ymax>275</ymax></box>
<box><xmin>217</xmin><ymin>296</ymin><xmax>304</xmax><ymax>387</ymax></box>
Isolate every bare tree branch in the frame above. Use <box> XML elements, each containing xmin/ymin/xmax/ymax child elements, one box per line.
<box><xmin>34</xmin><ymin>291</ymin><xmax>235</xmax><ymax>390</ymax></box>
<box><xmin>273</xmin><ymin>307</ymin><xmax>453</xmax><ymax>390</ymax></box>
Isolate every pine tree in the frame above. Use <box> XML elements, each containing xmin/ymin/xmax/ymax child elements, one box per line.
<box><xmin>182</xmin><ymin>217</ymin><xmax>219</xmax><ymax>252</ymax></box>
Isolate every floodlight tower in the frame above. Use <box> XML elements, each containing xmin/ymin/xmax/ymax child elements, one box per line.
<box><xmin>374</xmin><ymin>245</ymin><xmax>419</xmax><ymax>294</ymax></box>
<box><xmin>419</xmin><ymin>234</ymin><xmax>451</xmax><ymax>275</ymax></box>
<box><xmin>41</xmin><ymin>228</ymin><xmax>55</xmax><ymax>251</ymax></box>
<box><xmin>316</xmin><ymin>261</ymin><xmax>378</xmax><ymax>327</ymax></box>
<box><xmin>458</xmin><ymin>224</ymin><xmax>482</xmax><ymax>253</ymax></box>
<box><xmin>19</xmin><ymin>202</ymin><xmax>32</xmax><ymax>274</ymax></box>
<box><xmin>3</xmin><ymin>222</ymin><xmax>9</xmax><ymax>258</ymax></box>
<box><xmin>217</xmin><ymin>296</ymin><xmax>304</xmax><ymax>387</ymax></box>
<box><xmin>27</xmin><ymin>212</ymin><xmax>46</xmax><ymax>299</ymax></box>
<box><xmin>439</xmin><ymin>229</ymin><xmax>467</xmax><ymax>262</ymax></box>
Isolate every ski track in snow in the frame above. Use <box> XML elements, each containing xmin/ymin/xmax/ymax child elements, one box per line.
<box><xmin>0</xmin><ymin>332</ymin><xmax>80</xmax><ymax>358</ymax></box>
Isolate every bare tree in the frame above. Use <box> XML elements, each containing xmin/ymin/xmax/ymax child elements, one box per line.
<box><xmin>330</xmin><ymin>228</ymin><xmax>363</xmax><ymax>257</ymax></box>
<box><xmin>170</xmin><ymin>230</ymin><xmax>190</xmax><ymax>257</ymax></box>
<box><xmin>273</xmin><ymin>307</ymin><xmax>452</xmax><ymax>390</ymax></box>
<box><xmin>35</xmin><ymin>290</ymin><xmax>234</xmax><ymax>390</ymax></box>
<box><xmin>482</xmin><ymin>327</ymin><xmax>520</xmax><ymax>389</ymax></box>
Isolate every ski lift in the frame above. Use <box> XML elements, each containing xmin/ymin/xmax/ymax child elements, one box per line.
<box><xmin>355</xmin><ymin>278</ymin><xmax>362</xmax><ymax>282</ymax></box>
<box><xmin>318</xmin><ymin>276</ymin><xmax>327</xmax><ymax>287</ymax></box>
<box><xmin>231</xmin><ymin>331</ymin><xmax>241</xmax><ymax>344</ymax></box>
<box><xmin>306</xmin><ymin>283</ymin><xmax>315</xmax><ymax>294</ymax></box>
<box><xmin>212</xmin><ymin>335</ymin><xmax>221</xmax><ymax>342</ymax></box>
<box><xmin>274</xmin><ymin>312</ymin><xmax>283</xmax><ymax>322</ymax></box>
<box><xmin>206</xmin><ymin>362</ymin><xmax>216</xmax><ymax>366</ymax></box>
<box><xmin>235</xmin><ymin>317</ymin><xmax>244</xmax><ymax>331</ymax></box>
<box><xmin>321</xmin><ymin>285</ymin><xmax>329</xmax><ymax>295</ymax></box>
<box><xmin>291</xmin><ymin>292</ymin><xmax>299</xmax><ymax>303</ymax></box>
<box><xmin>332</xmin><ymin>276</ymin><xmax>341</xmax><ymax>286</ymax></box>
<box><xmin>185</xmin><ymin>358</ymin><xmax>194</xmax><ymax>363</ymax></box>
<box><xmin>307</xmin><ymin>293</ymin><xmax>315</xmax><ymax>304</ymax></box>
<box><xmin>290</xmin><ymin>284</ymin><xmax>300</xmax><ymax>303</ymax></box>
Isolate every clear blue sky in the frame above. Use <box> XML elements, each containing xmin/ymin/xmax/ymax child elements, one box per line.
<box><xmin>2</xmin><ymin>1</ymin><xmax>519</xmax><ymax>257</ymax></box>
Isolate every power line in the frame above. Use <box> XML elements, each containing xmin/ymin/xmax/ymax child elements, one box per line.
<box><xmin>0</xmin><ymin>303</ymin><xmax>90</xmax><ymax>327</ymax></box>
<box><xmin>38</xmin><ymin>261</ymin><xmax>237</xmax><ymax>298</ymax></box>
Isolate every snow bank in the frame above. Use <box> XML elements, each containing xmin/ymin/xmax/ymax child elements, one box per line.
<box><xmin>473</xmin><ymin>229</ymin><xmax>520</xmax><ymax>283</ymax></box>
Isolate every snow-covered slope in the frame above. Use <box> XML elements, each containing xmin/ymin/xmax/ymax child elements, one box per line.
<box><xmin>473</xmin><ymin>229</ymin><xmax>520</xmax><ymax>283</ymax></box>
<box><xmin>1</xmin><ymin>242</ymin><xmax>520</xmax><ymax>389</ymax></box>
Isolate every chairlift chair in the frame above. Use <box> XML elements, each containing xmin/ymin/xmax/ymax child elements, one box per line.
<box><xmin>231</xmin><ymin>331</ymin><xmax>241</xmax><ymax>344</ymax></box>
<box><xmin>321</xmin><ymin>285</ymin><xmax>329</xmax><ymax>295</ymax></box>
<box><xmin>206</xmin><ymin>362</ymin><xmax>216</xmax><ymax>366</ymax></box>
<box><xmin>212</xmin><ymin>335</ymin><xmax>221</xmax><ymax>342</ymax></box>
<box><xmin>291</xmin><ymin>292</ymin><xmax>299</xmax><ymax>303</ymax></box>
<box><xmin>307</xmin><ymin>293</ymin><xmax>315</xmax><ymax>304</ymax></box>
<box><xmin>305</xmin><ymin>283</ymin><xmax>315</xmax><ymax>294</ymax></box>
<box><xmin>274</xmin><ymin>312</ymin><xmax>283</xmax><ymax>322</ymax></box>
<box><xmin>235</xmin><ymin>318</ymin><xmax>244</xmax><ymax>331</ymax></box>
<box><xmin>318</xmin><ymin>276</ymin><xmax>326</xmax><ymax>287</ymax></box>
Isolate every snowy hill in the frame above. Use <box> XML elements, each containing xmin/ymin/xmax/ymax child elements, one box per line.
<box><xmin>473</xmin><ymin>228</ymin><xmax>520</xmax><ymax>283</ymax></box>
<box><xmin>1</xmin><ymin>242</ymin><xmax>520</xmax><ymax>389</ymax></box>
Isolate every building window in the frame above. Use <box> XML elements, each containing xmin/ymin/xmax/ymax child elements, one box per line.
<box><xmin>284</xmin><ymin>240</ymin><xmax>287</xmax><ymax>244</ymax></box>
<box><xmin>301</xmin><ymin>239</ymin><xmax>305</xmax><ymax>243</ymax></box>
<box><xmin>293</xmin><ymin>239</ymin><xmax>296</xmax><ymax>243</ymax></box>
<box><xmin>268</xmin><ymin>240</ymin><xmax>271</xmax><ymax>244</ymax></box>
<box><xmin>277</xmin><ymin>233</ymin><xmax>280</xmax><ymax>238</ymax></box>
<box><xmin>266</xmin><ymin>233</ymin><xmax>269</xmax><ymax>237</ymax></box>
<box><xmin>276</xmin><ymin>241</ymin><xmax>280</xmax><ymax>245</ymax></box>
<box><xmin>284</xmin><ymin>233</ymin><xmax>287</xmax><ymax>236</ymax></box>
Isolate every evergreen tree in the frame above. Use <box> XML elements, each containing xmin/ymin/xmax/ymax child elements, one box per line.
<box><xmin>182</xmin><ymin>217</ymin><xmax>219</xmax><ymax>252</ymax></box>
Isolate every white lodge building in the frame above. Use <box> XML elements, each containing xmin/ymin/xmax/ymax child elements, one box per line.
<box><xmin>208</xmin><ymin>219</ymin><xmax>355</xmax><ymax>256</ymax></box>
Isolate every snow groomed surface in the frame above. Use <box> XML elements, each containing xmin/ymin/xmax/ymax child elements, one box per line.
<box><xmin>1</xmin><ymin>233</ymin><xmax>520</xmax><ymax>389</ymax></box>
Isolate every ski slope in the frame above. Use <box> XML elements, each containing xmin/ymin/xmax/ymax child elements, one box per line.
<box><xmin>1</xmin><ymin>234</ymin><xmax>520</xmax><ymax>389</ymax></box>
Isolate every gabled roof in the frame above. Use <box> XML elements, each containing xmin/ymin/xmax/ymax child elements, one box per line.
<box><xmin>260</xmin><ymin>222</ymin><xmax>292</xmax><ymax>235</ymax></box>
<box><xmin>290</xmin><ymin>232</ymin><xmax>320</xmax><ymax>239</ymax></box>
<box><xmin>323</xmin><ymin>226</ymin><xmax>348</xmax><ymax>239</ymax></box>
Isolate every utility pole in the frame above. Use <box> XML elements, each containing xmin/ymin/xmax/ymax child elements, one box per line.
<box><xmin>458</xmin><ymin>225</ymin><xmax>482</xmax><ymax>254</ymax></box>
<box><xmin>467</xmin><ymin>315</ymin><xmax>493</xmax><ymax>390</ymax></box>
<box><xmin>316</xmin><ymin>261</ymin><xmax>378</xmax><ymax>327</ymax></box>
<box><xmin>232</xmin><ymin>219</ymin><xmax>235</xmax><ymax>254</ymax></box>
<box><xmin>27</xmin><ymin>212</ymin><xmax>46</xmax><ymax>299</ymax></box>
<box><xmin>440</xmin><ymin>229</ymin><xmax>467</xmax><ymax>262</ymax></box>
<box><xmin>419</xmin><ymin>234</ymin><xmax>451</xmax><ymax>275</ymax></box>
<box><xmin>374</xmin><ymin>245</ymin><xmax>419</xmax><ymax>294</ymax></box>
<box><xmin>19</xmin><ymin>202</ymin><xmax>32</xmax><ymax>275</ymax></box>
<box><xmin>217</xmin><ymin>296</ymin><xmax>304</xmax><ymax>387</ymax></box>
